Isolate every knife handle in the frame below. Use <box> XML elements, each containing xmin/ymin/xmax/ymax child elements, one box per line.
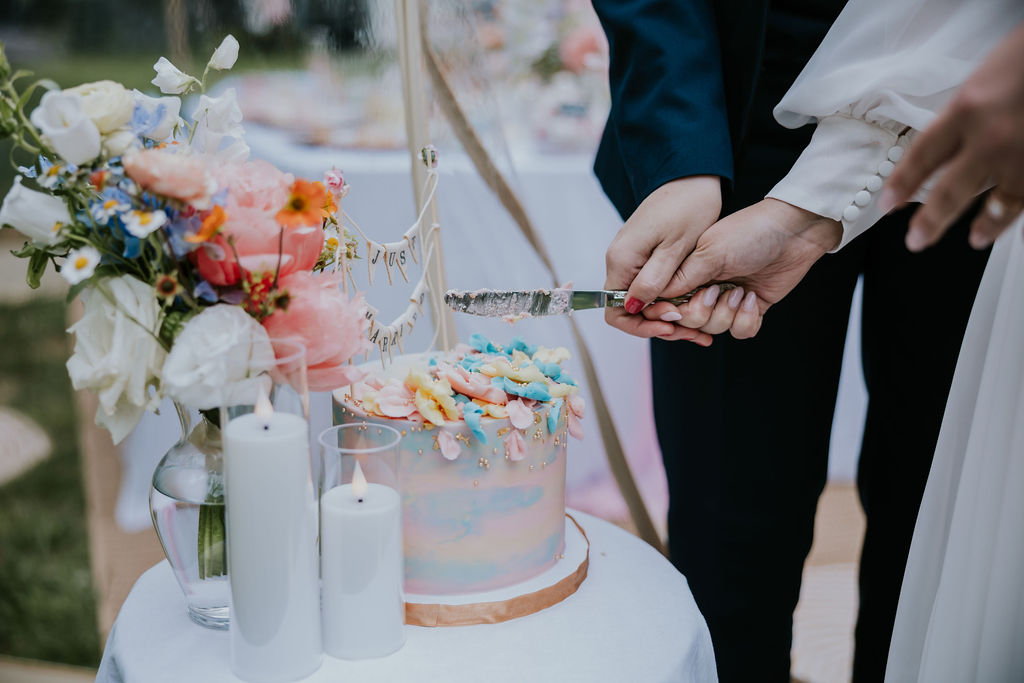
<box><xmin>607</xmin><ymin>283</ymin><xmax>738</xmax><ymax>307</ymax></box>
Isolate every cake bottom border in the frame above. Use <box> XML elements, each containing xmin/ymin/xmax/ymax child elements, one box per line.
<box><xmin>404</xmin><ymin>513</ymin><xmax>590</xmax><ymax>627</ymax></box>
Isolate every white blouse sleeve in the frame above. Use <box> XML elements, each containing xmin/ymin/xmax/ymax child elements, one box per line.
<box><xmin>766</xmin><ymin>0</ymin><xmax>1024</xmax><ymax>250</ymax></box>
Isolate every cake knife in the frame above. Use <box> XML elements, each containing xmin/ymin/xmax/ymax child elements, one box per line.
<box><xmin>444</xmin><ymin>284</ymin><xmax>737</xmax><ymax>318</ymax></box>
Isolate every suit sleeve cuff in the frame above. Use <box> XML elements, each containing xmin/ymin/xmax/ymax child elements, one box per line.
<box><xmin>766</xmin><ymin>115</ymin><xmax>915</xmax><ymax>251</ymax></box>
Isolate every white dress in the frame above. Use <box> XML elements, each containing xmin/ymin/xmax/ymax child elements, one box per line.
<box><xmin>764</xmin><ymin>0</ymin><xmax>1024</xmax><ymax>680</ymax></box>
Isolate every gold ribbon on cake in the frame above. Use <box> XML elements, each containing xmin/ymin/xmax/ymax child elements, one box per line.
<box><xmin>404</xmin><ymin>514</ymin><xmax>590</xmax><ymax>627</ymax></box>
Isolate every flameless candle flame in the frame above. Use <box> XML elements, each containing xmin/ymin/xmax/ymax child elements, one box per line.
<box><xmin>352</xmin><ymin>460</ymin><xmax>367</xmax><ymax>503</ymax></box>
<box><xmin>254</xmin><ymin>384</ymin><xmax>273</xmax><ymax>429</ymax></box>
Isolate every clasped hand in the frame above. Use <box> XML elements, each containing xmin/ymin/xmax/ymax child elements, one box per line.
<box><xmin>605</xmin><ymin>184</ymin><xmax>841</xmax><ymax>345</ymax></box>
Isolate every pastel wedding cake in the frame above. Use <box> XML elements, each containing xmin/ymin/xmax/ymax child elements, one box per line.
<box><xmin>332</xmin><ymin>335</ymin><xmax>584</xmax><ymax>596</ymax></box>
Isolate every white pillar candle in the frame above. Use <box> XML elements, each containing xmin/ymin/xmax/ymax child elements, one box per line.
<box><xmin>224</xmin><ymin>403</ymin><xmax>322</xmax><ymax>682</ymax></box>
<box><xmin>321</xmin><ymin>462</ymin><xmax>405</xmax><ymax>659</ymax></box>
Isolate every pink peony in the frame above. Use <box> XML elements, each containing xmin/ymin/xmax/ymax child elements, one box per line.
<box><xmin>193</xmin><ymin>160</ymin><xmax>324</xmax><ymax>286</ymax></box>
<box><xmin>559</xmin><ymin>24</ymin><xmax>608</xmax><ymax>74</ymax></box>
<box><xmin>214</xmin><ymin>159</ymin><xmax>292</xmax><ymax>211</ymax></box>
<box><xmin>123</xmin><ymin>149</ymin><xmax>216</xmax><ymax>208</ymax></box>
<box><xmin>262</xmin><ymin>271</ymin><xmax>370</xmax><ymax>392</ymax></box>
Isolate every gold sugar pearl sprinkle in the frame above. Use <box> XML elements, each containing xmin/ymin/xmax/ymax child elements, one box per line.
<box><xmin>377</xmin><ymin>428</ymin><xmax>383</xmax><ymax>435</ymax></box>
<box><xmin>473</xmin><ymin>480</ymin><xmax>479</xmax><ymax>487</ymax></box>
<box><xmin>417</xmin><ymin>449</ymin><xmax>423</xmax><ymax>455</ymax></box>
<box><xmin>492</xmin><ymin>448</ymin><xmax>499</xmax><ymax>455</ymax></box>
<box><xmin>529</xmin><ymin>465</ymin><xmax>535</xmax><ymax>471</ymax></box>
<box><xmin>401</xmin><ymin>430</ymin><xmax>407</xmax><ymax>436</ymax></box>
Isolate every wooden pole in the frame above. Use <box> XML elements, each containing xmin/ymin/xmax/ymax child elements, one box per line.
<box><xmin>394</xmin><ymin>0</ymin><xmax>457</xmax><ymax>351</ymax></box>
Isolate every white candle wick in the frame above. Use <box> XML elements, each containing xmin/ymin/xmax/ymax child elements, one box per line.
<box><xmin>255</xmin><ymin>384</ymin><xmax>273</xmax><ymax>430</ymax></box>
<box><xmin>352</xmin><ymin>460</ymin><xmax>367</xmax><ymax>503</ymax></box>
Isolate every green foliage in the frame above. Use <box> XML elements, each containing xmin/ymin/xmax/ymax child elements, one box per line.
<box><xmin>0</xmin><ymin>299</ymin><xmax>100</xmax><ymax>666</ymax></box>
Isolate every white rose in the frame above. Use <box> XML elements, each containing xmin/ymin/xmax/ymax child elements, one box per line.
<box><xmin>131</xmin><ymin>90</ymin><xmax>182</xmax><ymax>141</ymax></box>
<box><xmin>64</xmin><ymin>80</ymin><xmax>135</xmax><ymax>134</ymax></box>
<box><xmin>209</xmin><ymin>35</ymin><xmax>239</xmax><ymax>70</ymax></box>
<box><xmin>29</xmin><ymin>91</ymin><xmax>101</xmax><ymax>165</ymax></box>
<box><xmin>66</xmin><ymin>276</ymin><xmax>167</xmax><ymax>444</ymax></box>
<box><xmin>191</xmin><ymin>89</ymin><xmax>244</xmax><ymax>155</ymax></box>
<box><xmin>102</xmin><ymin>128</ymin><xmax>140</xmax><ymax>157</ymax></box>
<box><xmin>151</xmin><ymin>57</ymin><xmax>196</xmax><ymax>95</ymax></box>
<box><xmin>162</xmin><ymin>305</ymin><xmax>275</xmax><ymax>410</ymax></box>
<box><xmin>0</xmin><ymin>176</ymin><xmax>71</xmax><ymax>246</ymax></box>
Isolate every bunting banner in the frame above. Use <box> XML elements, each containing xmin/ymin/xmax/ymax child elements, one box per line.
<box><xmin>344</xmin><ymin>158</ymin><xmax>439</xmax><ymax>367</ymax></box>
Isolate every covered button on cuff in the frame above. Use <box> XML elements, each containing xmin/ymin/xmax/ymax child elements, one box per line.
<box><xmin>842</xmin><ymin>205</ymin><xmax>861</xmax><ymax>222</ymax></box>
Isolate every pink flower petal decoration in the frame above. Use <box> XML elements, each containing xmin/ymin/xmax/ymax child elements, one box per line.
<box><xmin>567</xmin><ymin>410</ymin><xmax>584</xmax><ymax>441</ymax></box>
<box><xmin>567</xmin><ymin>394</ymin><xmax>586</xmax><ymax>419</ymax></box>
<box><xmin>437</xmin><ymin>430</ymin><xmax>460</xmax><ymax>461</ymax></box>
<box><xmin>506</xmin><ymin>398</ymin><xmax>533</xmax><ymax>430</ymax></box>
<box><xmin>376</xmin><ymin>381</ymin><xmax>417</xmax><ymax>418</ymax></box>
<box><xmin>437</xmin><ymin>365</ymin><xmax>507</xmax><ymax>404</ymax></box>
<box><xmin>505</xmin><ymin>430</ymin><xmax>527</xmax><ymax>461</ymax></box>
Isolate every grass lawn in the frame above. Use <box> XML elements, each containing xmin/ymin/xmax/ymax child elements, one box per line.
<box><xmin>0</xmin><ymin>298</ymin><xmax>100</xmax><ymax>667</ymax></box>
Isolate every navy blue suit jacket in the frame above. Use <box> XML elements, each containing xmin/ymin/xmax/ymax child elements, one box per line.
<box><xmin>593</xmin><ymin>0</ymin><xmax>846</xmax><ymax>219</ymax></box>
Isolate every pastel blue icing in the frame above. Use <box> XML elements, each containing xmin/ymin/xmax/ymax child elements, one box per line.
<box><xmin>428</xmin><ymin>357</ymin><xmax>437</xmax><ymax>366</ymax></box>
<box><xmin>469</xmin><ymin>333</ymin><xmax>500</xmax><ymax>354</ymax></box>
<box><xmin>501</xmin><ymin>377</ymin><xmax>551</xmax><ymax>402</ymax></box>
<box><xmin>508</xmin><ymin>336</ymin><xmax>537</xmax><ymax>357</ymax></box>
<box><xmin>547</xmin><ymin>398</ymin><xmax>563</xmax><ymax>433</ymax></box>
<box><xmin>535</xmin><ymin>361</ymin><xmax>562</xmax><ymax>381</ymax></box>
<box><xmin>556</xmin><ymin>373</ymin><xmax>576</xmax><ymax>386</ymax></box>
<box><xmin>453</xmin><ymin>393</ymin><xmax>471</xmax><ymax>404</ymax></box>
<box><xmin>462</xmin><ymin>403</ymin><xmax>487</xmax><ymax>443</ymax></box>
<box><xmin>460</xmin><ymin>356</ymin><xmax>485</xmax><ymax>371</ymax></box>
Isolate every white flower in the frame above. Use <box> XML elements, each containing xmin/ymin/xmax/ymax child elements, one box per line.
<box><xmin>151</xmin><ymin>57</ymin><xmax>196</xmax><ymax>95</ymax></box>
<box><xmin>131</xmin><ymin>90</ymin><xmax>182</xmax><ymax>141</ymax></box>
<box><xmin>64</xmin><ymin>80</ymin><xmax>135</xmax><ymax>134</ymax></box>
<box><xmin>66</xmin><ymin>275</ymin><xmax>166</xmax><ymax>444</ymax></box>
<box><xmin>162</xmin><ymin>305</ymin><xmax>276</xmax><ymax>410</ymax></box>
<box><xmin>29</xmin><ymin>91</ymin><xmax>101</xmax><ymax>165</ymax></box>
<box><xmin>191</xmin><ymin>89</ymin><xmax>244</xmax><ymax>155</ymax></box>
<box><xmin>90</xmin><ymin>196</ymin><xmax>131</xmax><ymax>224</ymax></box>
<box><xmin>61</xmin><ymin>246</ymin><xmax>101</xmax><ymax>285</ymax></box>
<box><xmin>123</xmin><ymin>209</ymin><xmax>168</xmax><ymax>238</ymax></box>
<box><xmin>0</xmin><ymin>176</ymin><xmax>71</xmax><ymax>245</ymax></box>
<box><xmin>102</xmin><ymin>128</ymin><xmax>140</xmax><ymax>157</ymax></box>
<box><xmin>208</xmin><ymin>35</ymin><xmax>239</xmax><ymax>70</ymax></box>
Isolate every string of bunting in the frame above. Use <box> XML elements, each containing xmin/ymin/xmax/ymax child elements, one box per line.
<box><xmin>341</xmin><ymin>146</ymin><xmax>440</xmax><ymax>364</ymax></box>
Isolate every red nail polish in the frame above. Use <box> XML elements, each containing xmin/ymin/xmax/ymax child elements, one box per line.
<box><xmin>624</xmin><ymin>297</ymin><xmax>644</xmax><ymax>314</ymax></box>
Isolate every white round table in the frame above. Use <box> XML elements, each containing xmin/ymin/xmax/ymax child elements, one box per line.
<box><xmin>97</xmin><ymin>511</ymin><xmax>717</xmax><ymax>683</ymax></box>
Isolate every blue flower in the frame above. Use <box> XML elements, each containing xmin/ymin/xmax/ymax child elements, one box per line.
<box><xmin>90</xmin><ymin>187</ymin><xmax>133</xmax><ymax>224</ymax></box>
<box><xmin>165</xmin><ymin>215</ymin><xmax>201</xmax><ymax>257</ymax></box>
<box><xmin>194</xmin><ymin>281</ymin><xmax>218</xmax><ymax>303</ymax></box>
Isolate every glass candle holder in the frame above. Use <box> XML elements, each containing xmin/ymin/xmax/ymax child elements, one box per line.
<box><xmin>319</xmin><ymin>423</ymin><xmax>405</xmax><ymax>660</ymax></box>
<box><xmin>222</xmin><ymin>338</ymin><xmax>322</xmax><ymax>682</ymax></box>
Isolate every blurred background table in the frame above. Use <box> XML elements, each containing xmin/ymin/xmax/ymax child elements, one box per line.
<box><xmin>96</xmin><ymin>511</ymin><xmax>718</xmax><ymax>683</ymax></box>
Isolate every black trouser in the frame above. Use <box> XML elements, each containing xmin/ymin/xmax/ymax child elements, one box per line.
<box><xmin>654</xmin><ymin>205</ymin><xmax>990</xmax><ymax>682</ymax></box>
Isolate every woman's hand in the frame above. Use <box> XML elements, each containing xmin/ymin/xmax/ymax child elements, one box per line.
<box><xmin>603</xmin><ymin>175</ymin><xmax>722</xmax><ymax>344</ymax></box>
<box><xmin>882</xmin><ymin>23</ymin><xmax>1024</xmax><ymax>251</ymax></box>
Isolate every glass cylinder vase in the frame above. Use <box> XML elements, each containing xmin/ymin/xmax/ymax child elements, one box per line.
<box><xmin>222</xmin><ymin>338</ymin><xmax>322</xmax><ymax>683</ymax></box>
<box><xmin>149</xmin><ymin>401</ymin><xmax>229</xmax><ymax>629</ymax></box>
<box><xmin>319</xmin><ymin>423</ymin><xmax>405</xmax><ymax>660</ymax></box>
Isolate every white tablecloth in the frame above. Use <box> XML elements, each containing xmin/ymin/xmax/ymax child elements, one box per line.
<box><xmin>96</xmin><ymin>511</ymin><xmax>718</xmax><ymax>683</ymax></box>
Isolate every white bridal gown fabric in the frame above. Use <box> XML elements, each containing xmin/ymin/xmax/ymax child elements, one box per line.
<box><xmin>763</xmin><ymin>0</ymin><xmax>1024</xmax><ymax>680</ymax></box>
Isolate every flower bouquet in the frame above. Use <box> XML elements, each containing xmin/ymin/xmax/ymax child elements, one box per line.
<box><xmin>0</xmin><ymin>37</ymin><xmax>370</xmax><ymax>623</ymax></box>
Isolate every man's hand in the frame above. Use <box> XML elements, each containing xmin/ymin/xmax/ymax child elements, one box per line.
<box><xmin>603</xmin><ymin>175</ymin><xmax>721</xmax><ymax>343</ymax></box>
<box><xmin>641</xmin><ymin>199</ymin><xmax>842</xmax><ymax>339</ymax></box>
<box><xmin>882</xmin><ymin>23</ymin><xmax>1024</xmax><ymax>251</ymax></box>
